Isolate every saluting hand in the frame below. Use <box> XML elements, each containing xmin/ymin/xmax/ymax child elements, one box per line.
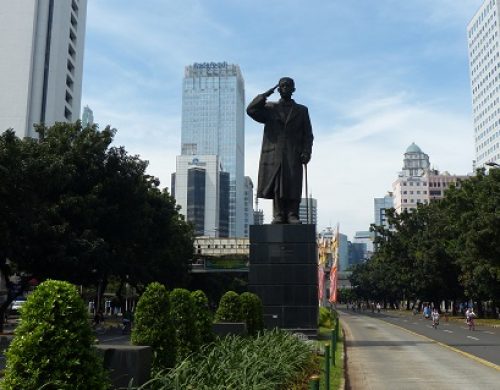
<box><xmin>263</xmin><ymin>84</ymin><xmax>279</xmax><ymax>97</ymax></box>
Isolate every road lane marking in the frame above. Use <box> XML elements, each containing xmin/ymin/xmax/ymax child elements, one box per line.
<box><xmin>379</xmin><ymin>318</ymin><xmax>500</xmax><ymax>372</ymax></box>
<box><xmin>467</xmin><ymin>336</ymin><xmax>480</xmax><ymax>341</ymax></box>
<box><xmin>443</xmin><ymin>330</ymin><xmax>453</xmax><ymax>333</ymax></box>
<box><xmin>101</xmin><ymin>336</ymin><xmax>128</xmax><ymax>342</ymax></box>
<box><xmin>483</xmin><ymin>331</ymin><xmax>495</xmax><ymax>335</ymax></box>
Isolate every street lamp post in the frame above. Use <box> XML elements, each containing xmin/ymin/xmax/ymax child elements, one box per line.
<box><xmin>485</xmin><ymin>162</ymin><xmax>500</xmax><ymax>168</ymax></box>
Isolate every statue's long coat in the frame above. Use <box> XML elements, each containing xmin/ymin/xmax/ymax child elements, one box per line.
<box><xmin>247</xmin><ymin>94</ymin><xmax>314</xmax><ymax>200</ymax></box>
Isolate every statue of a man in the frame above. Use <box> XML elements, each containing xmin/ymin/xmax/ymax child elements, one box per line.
<box><xmin>247</xmin><ymin>77</ymin><xmax>314</xmax><ymax>224</ymax></box>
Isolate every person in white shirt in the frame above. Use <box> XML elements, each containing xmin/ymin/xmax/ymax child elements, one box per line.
<box><xmin>431</xmin><ymin>308</ymin><xmax>440</xmax><ymax>329</ymax></box>
<box><xmin>465</xmin><ymin>307</ymin><xmax>476</xmax><ymax>331</ymax></box>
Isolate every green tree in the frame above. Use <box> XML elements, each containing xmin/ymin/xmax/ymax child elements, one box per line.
<box><xmin>2</xmin><ymin>280</ymin><xmax>109</xmax><ymax>389</ymax></box>
<box><xmin>0</xmin><ymin>123</ymin><xmax>193</xmax><ymax>326</ymax></box>
<box><xmin>131</xmin><ymin>282</ymin><xmax>176</xmax><ymax>372</ymax></box>
<box><xmin>441</xmin><ymin>169</ymin><xmax>500</xmax><ymax>313</ymax></box>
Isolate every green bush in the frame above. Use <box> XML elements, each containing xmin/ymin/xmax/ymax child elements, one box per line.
<box><xmin>191</xmin><ymin>290</ymin><xmax>215</xmax><ymax>344</ymax></box>
<box><xmin>131</xmin><ymin>282</ymin><xmax>175</xmax><ymax>372</ymax></box>
<box><xmin>146</xmin><ymin>329</ymin><xmax>318</xmax><ymax>389</ymax></box>
<box><xmin>318</xmin><ymin>306</ymin><xmax>334</xmax><ymax>328</ymax></box>
<box><xmin>170</xmin><ymin>288</ymin><xmax>200</xmax><ymax>362</ymax></box>
<box><xmin>2</xmin><ymin>280</ymin><xmax>109</xmax><ymax>390</ymax></box>
<box><xmin>215</xmin><ymin>291</ymin><xmax>242</xmax><ymax>322</ymax></box>
<box><xmin>240</xmin><ymin>292</ymin><xmax>264</xmax><ymax>336</ymax></box>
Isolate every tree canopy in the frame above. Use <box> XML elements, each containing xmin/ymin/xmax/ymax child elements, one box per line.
<box><xmin>350</xmin><ymin>169</ymin><xmax>499</xmax><ymax>313</ymax></box>
<box><xmin>0</xmin><ymin>123</ymin><xmax>193</xmax><ymax>322</ymax></box>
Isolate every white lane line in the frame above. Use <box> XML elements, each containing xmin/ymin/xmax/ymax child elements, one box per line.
<box><xmin>466</xmin><ymin>336</ymin><xmax>480</xmax><ymax>341</ymax></box>
<box><xmin>403</xmin><ymin>319</ymin><xmax>408</xmax><ymax>322</ymax></box>
<box><xmin>483</xmin><ymin>331</ymin><xmax>495</xmax><ymax>335</ymax></box>
<box><xmin>426</xmin><ymin>325</ymin><xmax>433</xmax><ymax>329</ymax></box>
<box><xmin>101</xmin><ymin>336</ymin><xmax>128</xmax><ymax>342</ymax></box>
<box><xmin>443</xmin><ymin>330</ymin><xmax>453</xmax><ymax>333</ymax></box>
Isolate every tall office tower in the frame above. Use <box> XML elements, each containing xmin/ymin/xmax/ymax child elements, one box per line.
<box><xmin>82</xmin><ymin>105</ymin><xmax>94</xmax><ymax>127</ymax></box>
<box><xmin>467</xmin><ymin>0</ymin><xmax>500</xmax><ymax>167</ymax></box>
<box><xmin>0</xmin><ymin>0</ymin><xmax>87</xmax><ymax>138</ymax></box>
<box><xmin>172</xmin><ymin>155</ymin><xmax>229</xmax><ymax>237</ymax></box>
<box><xmin>243</xmin><ymin>176</ymin><xmax>254</xmax><ymax>237</ymax></box>
<box><xmin>299</xmin><ymin>197</ymin><xmax>317</xmax><ymax>224</ymax></box>
<box><xmin>374</xmin><ymin>192</ymin><xmax>394</xmax><ymax>229</ymax></box>
<box><xmin>181</xmin><ymin>62</ymin><xmax>245</xmax><ymax>237</ymax></box>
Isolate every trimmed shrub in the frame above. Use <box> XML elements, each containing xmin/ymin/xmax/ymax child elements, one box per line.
<box><xmin>131</xmin><ymin>282</ymin><xmax>175</xmax><ymax>372</ymax></box>
<box><xmin>240</xmin><ymin>292</ymin><xmax>264</xmax><ymax>336</ymax></box>
<box><xmin>215</xmin><ymin>291</ymin><xmax>242</xmax><ymax>322</ymax></box>
<box><xmin>191</xmin><ymin>289</ymin><xmax>215</xmax><ymax>344</ymax></box>
<box><xmin>170</xmin><ymin>288</ymin><xmax>200</xmax><ymax>362</ymax></box>
<box><xmin>318</xmin><ymin>306</ymin><xmax>334</xmax><ymax>329</ymax></box>
<box><xmin>2</xmin><ymin>280</ymin><xmax>109</xmax><ymax>390</ymax></box>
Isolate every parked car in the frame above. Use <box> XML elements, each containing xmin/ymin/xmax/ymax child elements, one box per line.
<box><xmin>10</xmin><ymin>297</ymin><xmax>27</xmax><ymax>314</ymax></box>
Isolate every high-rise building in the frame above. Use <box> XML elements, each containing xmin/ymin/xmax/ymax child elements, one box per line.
<box><xmin>82</xmin><ymin>105</ymin><xmax>94</xmax><ymax>127</ymax></box>
<box><xmin>252</xmin><ymin>195</ymin><xmax>264</xmax><ymax>225</ymax></box>
<box><xmin>392</xmin><ymin>143</ymin><xmax>468</xmax><ymax>214</ymax></box>
<box><xmin>374</xmin><ymin>192</ymin><xmax>394</xmax><ymax>229</ymax></box>
<box><xmin>353</xmin><ymin>231</ymin><xmax>374</xmax><ymax>255</ymax></box>
<box><xmin>0</xmin><ymin>0</ymin><xmax>88</xmax><ymax>137</ymax></box>
<box><xmin>172</xmin><ymin>155</ymin><xmax>229</xmax><ymax>237</ymax></box>
<box><xmin>299</xmin><ymin>197</ymin><xmax>317</xmax><ymax>224</ymax></box>
<box><xmin>243</xmin><ymin>176</ymin><xmax>254</xmax><ymax>237</ymax></box>
<box><xmin>467</xmin><ymin>0</ymin><xmax>500</xmax><ymax>167</ymax></box>
<box><xmin>181</xmin><ymin>62</ymin><xmax>245</xmax><ymax>237</ymax></box>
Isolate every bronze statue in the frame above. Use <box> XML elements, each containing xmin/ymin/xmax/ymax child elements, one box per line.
<box><xmin>247</xmin><ymin>77</ymin><xmax>314</xmax><ymax>224</ymax></box>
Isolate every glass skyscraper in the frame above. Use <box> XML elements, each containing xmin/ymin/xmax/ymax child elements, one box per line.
<box><xmin>181</xmin><ymin>62</ymin><xmax>245</xmax><ymax>237</ymax></box>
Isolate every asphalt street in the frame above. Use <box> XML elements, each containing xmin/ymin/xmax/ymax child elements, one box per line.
<box><xmin>339</xmin><ymin>307</ymin><xmax>500</xmax><ymax>390</ymax></box>
<box><xmin>342</xmin><ymin>306</ymin><xmax>500</xmax><ymax>365</ymax></box>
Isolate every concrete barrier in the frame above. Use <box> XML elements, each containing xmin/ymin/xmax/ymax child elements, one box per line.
<box><xmin>96</xmin><ymin>344</ymin><xmax>152</xmax><ymax>388</ymax></box>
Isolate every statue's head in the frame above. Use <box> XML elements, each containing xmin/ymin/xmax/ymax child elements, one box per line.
<box><xmin>278</xmin><ymin>77</ymin><xmax>295</xmax><ymax>99</ymax></box>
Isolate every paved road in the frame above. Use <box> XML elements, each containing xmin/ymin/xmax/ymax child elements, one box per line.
<box><xmin>340</xmin><ymin>308</ymin><xmax>500</xmax><ymax>390</ymax></box>
<box><xmin>367</xmin><ymin>309</ymin><xmax>500</xmax><ymax>365</ymax></box>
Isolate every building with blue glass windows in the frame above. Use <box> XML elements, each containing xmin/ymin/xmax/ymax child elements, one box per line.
<box><xmin>179</xmin><ymin>62</ymin><xmax>246</xmax><ymax>237</ymax></box>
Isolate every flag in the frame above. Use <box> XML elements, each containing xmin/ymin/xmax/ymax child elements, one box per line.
<box><xmin>329</xmin><ymin>225</ymin><xmax>340</xmax><ymax>303</ymax></box>
<box><xmin>318</xmin><ymin>265</ymin><xmax>325</xmax><ymax>302</ymax></box>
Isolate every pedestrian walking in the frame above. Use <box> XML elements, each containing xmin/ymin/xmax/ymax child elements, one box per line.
<box><xmin>431</xmin><ymin>308</ymin><xmax>440</xmax><ymax>329</ymax></box>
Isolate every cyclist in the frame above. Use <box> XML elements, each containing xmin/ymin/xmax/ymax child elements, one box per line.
<box><xmin>465</xmin><ymin>307</ymin><xmax>476</xmax><ymax>331</ymax></box>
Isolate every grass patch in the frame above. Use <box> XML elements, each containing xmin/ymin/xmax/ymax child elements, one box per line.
<box><xmin>315</xmin><ymin>325</ymin><xmax>344</xmax><ymax>389</ymax></box>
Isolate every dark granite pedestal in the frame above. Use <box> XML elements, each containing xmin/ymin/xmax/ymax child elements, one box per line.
<box><xmin>249</xmin><ymin>224</ymin><xmax>317</xmax><ymax>336</ymax></box>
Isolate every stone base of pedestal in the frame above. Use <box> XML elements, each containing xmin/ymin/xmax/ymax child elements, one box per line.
<box><xmin>249</xmin><ymin>224</ymin><xmax>317</xmax><ymax>334</ymax></box>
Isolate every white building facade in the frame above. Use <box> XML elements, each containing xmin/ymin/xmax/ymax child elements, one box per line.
<box><xmin>0</xmin><ymin>0</ymin><xmax>87</xmax><ymax>137</ymax></box>
<box><xmin>467</xmin><ymin>0</ymin><xmax>500</xmax><ymax>167</ymax></box>
<box><xmin>173</xmin><ymin>155</ymin><xmax>229</xmax><ymax>237</ymax></box>
<box><xmin>393</xmin><ymin>143</ymin><xmax>468</xmax><ymax>213</ymax></box>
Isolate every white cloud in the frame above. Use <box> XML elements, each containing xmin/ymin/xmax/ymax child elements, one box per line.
<box><xmin>81</xmin><ymin>0</ymin><xmax>481</xmax><ymax>239</ymax></box>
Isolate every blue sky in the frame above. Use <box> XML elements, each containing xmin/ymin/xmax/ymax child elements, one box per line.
<box><xmin>82</xmin><ymin>0</ymin><xmax>483</xmax><ymax>238</ymax></box>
